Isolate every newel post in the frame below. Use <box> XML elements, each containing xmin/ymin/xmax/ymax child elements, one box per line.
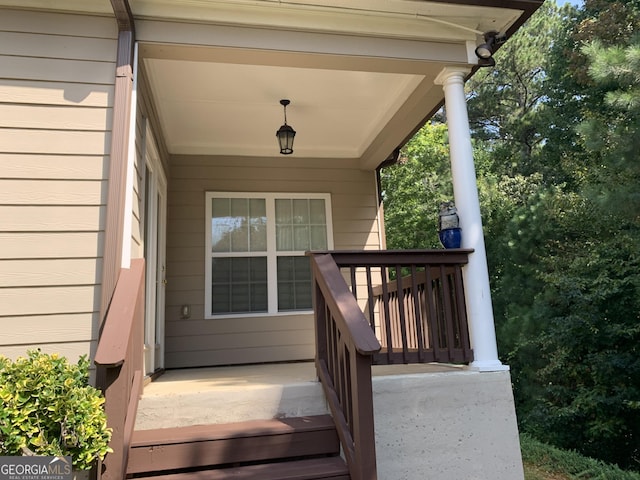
<box><xmin>435</xmin><ymin>67</ymin><xmax>507</xmax><ymax>371</ymax></box>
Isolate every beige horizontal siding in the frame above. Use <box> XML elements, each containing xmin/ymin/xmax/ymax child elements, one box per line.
<box><xmin>1</xmin><ymin>131</ymin><xmax>111</xmax><ymax>155</ymax></box>
<box><xmin>0</xmin><ymin>313</ymin><xmax>96</xmax><ymax>344</ymax></box>
<box><xmin>168</xmin><ymin>177</ymin><xmax>374</xmax><ymax>195</ymax></box>
<box><xmin>0</xmin><ymin>56</ymin><xmax>115</xmax><ymax>84</ymax></box>
<box><xmin>0</xmin><ymin>232</ymin><xmax>104</xmax><ymax>259</ymax></box>
<box><xmin>0</xmin><ymin>80</ymin><xmax>113</xmax><ymax>107</ymax></box>
<box><xmin>0</xmin><ymin>286</ymin><xmax>102</xmax><ymax>316</ymax></box>
<box><xmin>165</xmin><ymin>155</ymin><xmax>381</xmax><ymax>368</ymax></box>
<box><xmin>165</xmin><ymin>315</ymin><xmax>313</xmax><ymax>337</ymax></box>
<box><xmin>0</xmin><ymin>154</ymin><xmax>109</xmax><ymax>180</ymax></box>
<box><xmin>0</xmin><ymin>31</ymin><xmax>117</xmax><ymax>62</ymax></box>
<box><xmin>0</xmin><ymin>259</ymin><xmax>102</xmax><ymax>287</ymax></box>
<box><xmin>0</xmin><ymin>8</ymin><xmax>116</xmax><ymax>38</ymax></box>
<box><xmin>168</xmin><ymin>324</ymin><xmax>315</xmax><ymax>352</ymax></box>
<box><xmin>0</xmin><ymin>180</ymin><xmax>107</xmax><ymax>205</ymax></box>
<box><xmin>0</xmin><ymin>104</ymin><xmax>112</xmax><ymax>130</ymax></box>
<box><xmin>0</xmin><ymin>8</ymin><xmax>116</xmax><ymax>362</ymax></box>
<box><xmin>165</xmin><ymin>345</ymin><xmax>313</xmax><ymax>369</ymax></box>
<box><xmin>0</xmin><ymin>206</ymin><xmax>105</xmax><ymax>231</ymax></box>
<box><xmin>0</xmin><ymin>342</ymin><xmax>97</xmax><ymax>363</ymax></box>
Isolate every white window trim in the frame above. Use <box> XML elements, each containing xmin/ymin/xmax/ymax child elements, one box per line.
<box><xmin>204</xmin><ymin>192</ymin><xmax>334</xmax><ymax>319</ymax></box>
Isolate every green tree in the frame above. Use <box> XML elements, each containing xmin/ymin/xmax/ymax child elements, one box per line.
<box><xmin>380</xmin><ymin>123</ymin><xmax>452</xmax><ymax>249</ymax></box>
<box><xmin>466</xmin><ymin>1</ymin><xmax>565</xmax><ymax>178</ymax></box>
<box><xmin>508</xmin><ymin>0</ymin><xmax>640</xmax><ymax>469</ymax></box>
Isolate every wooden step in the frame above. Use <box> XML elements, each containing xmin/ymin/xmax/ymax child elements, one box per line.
<box><xmin>127</xmin><ymin>415</ymin><xmax>341</xmax><ymax>475</ymax></box>
<box><xmin>131</xmin><ymin>457</ymin><xmax>350</xmax><ymax>480</ymax></box>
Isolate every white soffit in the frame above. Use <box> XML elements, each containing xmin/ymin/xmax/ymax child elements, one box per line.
<box><xmin>130</xmin><ymin>0</ymin><xmax>522</xmax><ymax>42</ymax></box>
<box><xmin>144</xmin><ymin>58</ymin><xmax>424</xmax><ymax>158</ymax></box>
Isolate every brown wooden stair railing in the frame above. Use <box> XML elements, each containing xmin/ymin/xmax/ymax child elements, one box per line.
<box><xmin>326</xmin><ymin>250</ymin><xmax>474</xmax><ymax>365</ymax></box>
<box><xmin>94</xmin><ymin>259</ymin><xmax>145</xmax><ymax>480</ymax></box>
<box><xmin>309</xmin><ymin>253</ymin><xmax>381</xmax><ymax>480</ymax></box>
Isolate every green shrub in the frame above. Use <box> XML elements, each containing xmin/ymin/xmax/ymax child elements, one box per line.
<box><xmin>521</xmin><ymin>434</ymin><xmax>640</xmax><ymax>480</ymax></box>
<box><xmin>0</xmin><ymin>350</ymin><xmax>112</xmax><ymax>470</ymax></box>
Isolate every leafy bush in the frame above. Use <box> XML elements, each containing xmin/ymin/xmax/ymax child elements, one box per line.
<box><xmin>0</xmin><ymin>350</ymin><xmax>112</xmax><ymax>470</ymax></box>
<box><xmin>521</xmin><ymin>434</ymin><xmax>640</xmax><ymax>480</ymax></box>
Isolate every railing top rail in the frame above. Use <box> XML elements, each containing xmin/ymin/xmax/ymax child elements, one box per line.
<box><xmin>309</xmin><ymin>249</ymin><xmax>474</xmax><ymax>267</ymax></box>
<box><xmin>94</xmin><ymin>258</ymin><xmax>145</xmax><ymax>368</ymax></box>
<box><xmin>309</xmin><ymin>253</ymin><xmax>381</xmax><ymax>356</ymax></box>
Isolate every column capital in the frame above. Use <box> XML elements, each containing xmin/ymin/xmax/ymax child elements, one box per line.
<box><xmin>434</xmin><ymin>66</ymin><xmax>472</xmax><ymax>86</ymax></box>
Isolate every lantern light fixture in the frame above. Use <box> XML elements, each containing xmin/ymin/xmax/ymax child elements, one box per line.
<box><xmin>276</xmin><ymin>99</ymin><xmax>296</xmax><ymax>155</ymax></box>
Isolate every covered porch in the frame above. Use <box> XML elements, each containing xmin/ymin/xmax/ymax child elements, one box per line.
<box><xmin>133</xmin><ymin>361</ymin><xmax>521</xmax><ymax>479</ymax></box>
<box><xmin>95</xmin><ymin>249</ymin><xmax>521</xmax><ymax>479</ymax></box>
<box><xmin>91</xmin><ymin>1</ymin><xmax>544</xmax><ymax>479</ymax></box>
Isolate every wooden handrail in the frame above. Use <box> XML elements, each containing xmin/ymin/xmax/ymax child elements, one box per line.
<box><xmin>320</xmin><ymin>249</ymin><xmax>474</xmax><ymax>266</ymax></box>
<box><xmin>309</xmin><ymin>253</ymin><xmax>380</xmax><ymax>480</ymax></box>
<box><xmin>321</xmin><ymin>249</ymin><xmax>474</xmax><ymax>365</ymax></box>
<box><xmin>312</xmin><ymin>254</ymin><xmax>381</xmax><ymax>356</ymax></box>
<box><xmin>95</xmin><ymin>259</ymin><xmax>145</xmax><ymax>480</ymax></box>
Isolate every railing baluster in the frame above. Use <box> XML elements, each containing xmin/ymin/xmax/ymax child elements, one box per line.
<box><xmin>366</xmin><ymin>266</ymin><xmax>376</xmax><ymax>332</ymax></box>
<box><xmin>453</xmin><ymin>265</ymin><xmax>473</xmax><ymax>362</ymax></box>
<box><xmin>380</xmin><ymin>266</ymin><xmax>394</xmax><ymax>364</ymax></box>
<box><xmin>439</xmin><ymin>265</ymin><xmax>457</xmax><ymax>363</ymax></box>
<box><xmin>394</xmin><ymin>265</ymin><xmax>409</xmax><ymax>363</ymax></box>
<box><xmin>410</xmin><ymin>265</ymin><xmax>426</xmax><ymax>362</ymax></box>
<box><xmin>350</xmin><ymin>265</ymin><xmax>358</xmax><ymax>299</ymax></box>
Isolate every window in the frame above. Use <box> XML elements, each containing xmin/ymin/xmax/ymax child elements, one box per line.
<box><xmin>205</xmin><ymin>192</ymin><xmax>333</xmax><ymax>317</ymax></box>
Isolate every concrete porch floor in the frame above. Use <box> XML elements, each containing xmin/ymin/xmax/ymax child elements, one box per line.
<box><xmin>134</xmin><ymin>361</ymin><xmax>464</xmax><ymax>430</ymax></box>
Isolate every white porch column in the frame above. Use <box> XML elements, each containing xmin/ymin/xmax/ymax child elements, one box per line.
<box><xmin>435</xmin><ymin>67</ymin><xmax>507</xmax><ymax>371</ymax></box>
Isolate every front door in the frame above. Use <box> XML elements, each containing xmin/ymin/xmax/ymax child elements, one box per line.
<box><xmin>143</xmin><ymin>124</ymin><xmax>167</xmax><ymax>376</ymax></box>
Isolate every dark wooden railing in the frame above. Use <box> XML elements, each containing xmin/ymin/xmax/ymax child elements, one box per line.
<box><xmin>309</xmin><ymin>253</ymin><xmax>381</xmax><ymax>480</ymax></box>
<box><xmin>94</xmin><ymin>259</ymin><xmax>145</xmax><ymax>480</ymax></box>
<box><xmin>326</xmin><ymin>250</ymin><xmax>474</xmax><ymax>365</ymax></box>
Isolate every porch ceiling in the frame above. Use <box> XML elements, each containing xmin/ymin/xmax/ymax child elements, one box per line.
<box><xmin>141</xmin><ymin>54</ymin><xmax>432</xmax><ymax>161</ymax></box>
<box><xmin>0</xmin><ymin>0</ymin><xmax>542</xmax><ymax>169</ymax></box>
<box><xmin>131</xmin><ymin>0</ymin><xmax>540</xmax><ymax>169</ymax></box>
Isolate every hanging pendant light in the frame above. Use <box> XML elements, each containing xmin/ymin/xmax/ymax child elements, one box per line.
<box><xmin>276</xmin><ymin>99</ymin><xmax>296</xmax><ymax>155</ymax></box>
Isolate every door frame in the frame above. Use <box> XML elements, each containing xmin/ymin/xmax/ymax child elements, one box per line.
<box><xmin>143</xmin><ymin>121</ymin><xmax>167</xmax><ymax>376</ymax></box>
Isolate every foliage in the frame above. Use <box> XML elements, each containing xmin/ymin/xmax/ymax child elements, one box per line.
<box><xmin>518</xmin><ymin>194</ymin><xmax>640</xmax><ymax>469</ymax></box>
<box><xmin>382</xmin><ymin>0</ymin><xmax>640</xmax><ymax>471</ymax></box>
<box><xmin>521</xmin><ymin>434</ymin><xmax>640</xmax><ymax>480</ymax></box>
<box><xmin>578</xmin><ymin>38</ymin><xmax>640</xmax><ymax>220</ymax></box>
<box><xmin>466</xmin><ymin>1</ymin><xmax>565</xmax><ymax>179</ymax></box>
<box><xmin>380</xmin><ymin>122</ymin><xmax>453</xmax><ymax>249</ymax></box>
<box><xmin>0</xmin><ymin>350</ymin><xmax>112</xmax><ymax>470</ymax></box>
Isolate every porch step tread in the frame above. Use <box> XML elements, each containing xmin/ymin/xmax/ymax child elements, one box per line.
<box><xmin>130</xmin><ymin>456</ymin><xmax>350</xmax><ymax>480</ymax></box>
<box><xmin>131</xmin><ymin>415</ymin><xmax>335</xmax><ymax>446</ymax></box>
<box><xmin>127</xmin><ymin>415</ymin><xmax>340</xmax><ymax>475</ymax></box>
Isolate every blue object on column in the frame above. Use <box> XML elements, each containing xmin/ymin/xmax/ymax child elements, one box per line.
<box><xmin>438</xmin><ymin>201</ymin><xmax>462</xmax><ymax>249</ymax></box>
<box><xmin>439</xmin><ymin>227</ymin><xmax>462</xmax><ymax>249</ymax></box>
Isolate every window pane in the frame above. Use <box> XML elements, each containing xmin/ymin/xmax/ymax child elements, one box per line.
<box><xmin>276</xmin><ymin>198</ymin><xmax>327</xmax><ymax>251</ymax></box>
<box><xmin>275</xmin><ymin>199</ymin><xmax>292</xmax><ymax>224</ymax></box>
<box><xmin>229</xmin><ymin>199</ymin><xmax>249</xmax><ymax>251</ymax></box>
<box><xmin>211</xmin><ymin>257</ymin><xmax>267</xmax><ymax>314</ymax></box>
<box><xmin>276</xmin><ymin>225</ymin><xmax>293</xmax><ymax>251</ymax></box>
<box><xmin>294</xmin><ymin>225</ymin><xmax>310</xmax><ymax>251</ymax></box>
<box><xmin>309</xmin><ymin>199</ymin><xmax>326</xmax><ymax>224</ymax></box>
<box><xmin>211</xmin><ymin>198</ymin><xmax>266</xmax><ymax>253</ymax></box>
<box><xmin>310</xmin><ymin>226</ymin><xmax>327</xmax><ymax>250</ymax></box>
<box><xmin>277</xmin><ymin>256</ymin><xmax>312</xmax><ymax>311</ymax></box>
<box><xmin>293</xmin><ymin>199</ymin><xmax>309</xmax><ymax>225</ymax></box>
<box><xmin>211</xmin><ymin>198</ymin><xmax>231</xmax><ymax>252</ymax></box>
<box><xmin>250</xmin><ymin>198</ymin><xmax>267</xmax><ymax>251</ymax></box>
